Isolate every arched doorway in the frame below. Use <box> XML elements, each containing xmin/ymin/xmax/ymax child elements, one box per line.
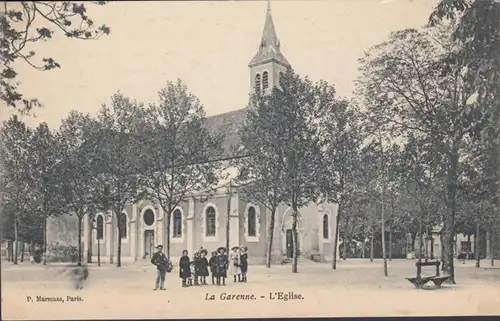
<box><xmin>281</xmin><ymin>208</ymin><xmax>302</xmax><ymax>259</ymax></box>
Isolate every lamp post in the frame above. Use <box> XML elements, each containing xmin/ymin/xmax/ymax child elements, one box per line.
<box><xmin>91</xmin><ymin>217</ymin><xmax>101</xmax><ymax>267</ymax></box>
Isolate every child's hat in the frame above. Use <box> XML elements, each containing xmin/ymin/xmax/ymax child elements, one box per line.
<box><xmin>199</xmin><ymin>249</ymin><xmax>208</xmax><ymax>256</ymax></box>
<box><xmin>217</xmin><ymin>246</ymin><xmax>226</xmax><ymax>253</ymax></box>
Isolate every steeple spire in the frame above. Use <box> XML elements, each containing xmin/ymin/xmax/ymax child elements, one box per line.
<box><xmin>248</xmin><ymin>0</ymin><xmax>289</xmax><ymax>68</ymax></box>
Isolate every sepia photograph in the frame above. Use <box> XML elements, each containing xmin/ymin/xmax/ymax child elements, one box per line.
<box><xmin>1</xmin><ymin>0</ymin><xmax>499</xmax><ymax>320</ymax></box>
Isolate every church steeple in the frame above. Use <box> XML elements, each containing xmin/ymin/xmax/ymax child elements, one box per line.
<box><xmin>249</xmin><ymin>0</ymin><xmax>289</xmax><ymax>68</ymax></box>
<box><xmin>249</xmin><ymin>0</ymin><xmax>290</xmax><ymax>95</ymax></box>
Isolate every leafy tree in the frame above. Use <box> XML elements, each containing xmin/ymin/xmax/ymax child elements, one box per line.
<box><xmin>58</xmin><ymin>111</ymin><xmax>103</xmax><ymax>266</ymax></box>
<box><xmin>0</xmin><ymin>115</ymin><xmax>33</xmax><ymax>264</ymax></box>
<box><xmin>249</xmin><ymin>69</ymin><xmax>326</xmax><ymax>273</ymax></box>
<box><xmin>1</xmin><ymin>1</ymin><xmax>110</xmax><ymax>112</ymax></box>
<box><xmin>93</xmin><ymin>93</ymin><xmax>146</xmax><ymax>267</ymax></box>
<box><xmin>236</xmin><ymin>90</ymin><xmax>286</xmax><ymax>268</ymax></box>
<box><xmin>356</xmin><ymin>24</ymin><xmax>492</xmax><ymax>283</ymax></box>
<box><xmin>26</xmin><ymin>122</ymin><xmax>66</xmax><ymax>265</ymax></box>
<box><xmin>319</xmin><ymin>98</ymin><xmax>363</xmax><ymax>269</ymax></box>
<box><xmin>138</xmin><ymin>80</ymin><xmax>225</xmax><ymax>259</ymax></box>
<box><xmin>430</xmin><ymin>0</ymin><xmax>500</xmax><ymax>267</ymax></box>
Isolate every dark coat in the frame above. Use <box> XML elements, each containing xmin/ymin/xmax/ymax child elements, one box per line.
<box><xmin>208</xmin><ymin>256</ymin><xmax>217</xmax><ymax>275</ymax></box>
<box><xmin>196</xmin><ymin>257</ymin><xmax>209</xmax><ymax>277</ymax></box>
<box><xmin>215</xmin><ymin>253</ymin><xmax>228</xmax><ymax>278</ymax></box>
<box><xmin>151</xmin><ymin>251</ymin><xmax>169</xmax><ymax>271</ymax></box>
<box><xmin>240</xmin><ymin>252</ymin><xmax>248</xmax><ymax>273</ymax></box>
<box><xmin>179</xmin><ymin>255</ymin><xmax>191</xmax><ymax>279</ymax></box>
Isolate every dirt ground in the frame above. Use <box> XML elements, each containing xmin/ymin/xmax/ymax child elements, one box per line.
<box><xmin>2</xmin><ymin>258</ymin><xmax>500</xmax><ymax>319</ymax></box>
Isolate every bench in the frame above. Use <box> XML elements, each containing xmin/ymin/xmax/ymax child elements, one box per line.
<box><xmin>406</xmin><ymin>261</ymin><xmax>450</xmax><ymax>289</ymax></box>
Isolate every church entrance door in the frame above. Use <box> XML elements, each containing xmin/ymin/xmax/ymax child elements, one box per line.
<box><xmin>144</xmin><ymin>230</ymin><xmax>154</xmax><ymax>259</ymax></box>
<box><xmin>286</xmin><ymin>229</ymin><xmax>293</xmax><ymax>258</ymax></box>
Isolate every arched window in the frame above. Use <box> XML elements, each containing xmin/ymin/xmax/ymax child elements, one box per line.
<box><xmin>323</xmin><ymin>214</ymin><xmax>329</xmax><ymax>239</ymax></box>
<box><xmin>247</xmin><ymin>206</ymin><xmax>257</xmax><ymax>237</ymax></box>
<box><xmin>263</xmin><ymin>71</ymin><xmax>269</xmax><ymax>90</ymax></box>
<box><xmin>96</xmin><ymin>215</ymin><xmax>104</xmax><ymax>240</ymax></box>
<box><xmin>119</xmin><ymin>213</ymin><xmax>128</xmax><ymax>238</ymax></box>
<box><xmin>278</xmin><ymin>72</ymin><xmax>284</xmax><ymax>87</ymax></box>
<box><xmin>173</xmin><ymin>209</ymin><xmax>182</xmax><ymax>238</ymax></box>
<box><xmin>144</xmin><ymin>209</ymin><xmax>155</xmax><ymax>226</ymax></box>
<box><xmin>255</xmin><ymin>73</ymin><xmax>261</xmax><ymax>92</ymax></box>
<box><xmin>205</xmin><ymin>206</ymin><xmax>216</xmax><ymax>236</ymax></box>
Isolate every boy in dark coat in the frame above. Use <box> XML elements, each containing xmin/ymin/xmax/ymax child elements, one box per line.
<box><xmin>179</xmin><ymin>250</ymin><xmax>191</xmax><ymax>287</ymax></box>
<box><xmin>208</xmin><ymin>251</ymin><xmax>217</xmax><ymax>285</ymax></box>
<box><xmin>240</xmin><ymin>245</ymin><xmax>248</xmax><ymax>283</ymax></box>
<box><xmin>151</xmin><ymin>245</ymin><xmax>169</xmax><ymax>291</ymax></box>
<box><xmin>215</xmin><ymin>247</ymin><xmax>228</xmax><ymax>286</ymax></box>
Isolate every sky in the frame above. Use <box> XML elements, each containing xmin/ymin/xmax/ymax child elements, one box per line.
<box><xmin>2</xmin><ymin>0</ymin><xmax>439</xmax><ymax>129</ymax></box>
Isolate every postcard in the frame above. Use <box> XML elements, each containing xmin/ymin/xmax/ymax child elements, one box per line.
<box><xmin>1</xmin><ymin>0</ymin><xmax>500</xmax><ymax>320</ymax></box>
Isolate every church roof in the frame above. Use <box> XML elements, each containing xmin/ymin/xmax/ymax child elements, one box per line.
<box><xmin>204</xmin><ymin>108</ymin><xmax>247</xmax><ymax>158</ymax></box>
<box><xmin>248</xmin><ymin>2</ymin><xmax>290</xmax><ymax>68</ymax></box>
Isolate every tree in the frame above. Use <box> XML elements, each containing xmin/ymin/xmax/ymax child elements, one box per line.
<box><xmin>356</xmin><ymin>24</ymin><xmax>492</xmax><ymax>283</ymax></box>
<box><xmin>319</xmin><ymin>98</ymin><xmax>363</xmax><ymax>269</ymax></box>
<box><xmin>139</xmin><ymin>80</ymin><xmax>225</xmax><ymax>259</ymax></box>
<box><xmin>250</xmin><ymin>69</ymin><xmax>328</xmax><ymax>273</ymax></box>
<box><xmin>236</xmin><ymin>90</ymin><xmax>286</xmax><ymax>268</ymax></box>
<box><xmin>94</xmin><ymin>93</ymin><xmax>146</xmax><ymax>267</ymax></box>
<box><xmin>26</xmin><ymin>122</ymin><xmax>66</xmax><ymax>265</ymax></box>
<box><xmin>1</xmin><ymin>1</ymin><xmax>110</xmax><ymax>112</ymax></box>
<box><xmin>430</xmin><ymin>0</ymin><xmax>500</xmax><ymax>267</ymax></box>
<box><xmin>0</xmin><ymin>115</ymin><xmax>33</xmax><ymax>264</ymax></box>
<box><xmin>58</xmin><ymin>111</ymin><xmax>103</xmax><ymax>266</ymax></box>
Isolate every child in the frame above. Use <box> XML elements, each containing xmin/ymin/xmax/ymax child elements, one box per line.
<box><xmin>192</xmin><ymin>251</ymin><xmax>201</xmax><ymax>286</ymax></box>
<box><xmin>215</xmin><ymin>247</ymin><xmax>228</xmax><ymax>286</ymax></box>
<box><xmin>230</xmin><ymin>246</ymin><xmax>242</xmax><ymax>283</ymax></box>
<box><xmin>179</xmin><ymin>250</ymin><xmax>191</xmax><ymax>287</ymax></box>
<box><xmin>208</xmin><ymin>251</ymin><xmax>218</xmax><ymax>285</ymax></box>
<box><xmin>188</xmin><ymin>262</ymin><xmax>196</xmax><ymax>286</ymax></box>
<box><xmin>197</xmin><ymin>249</ymin><xmax>209</xmax><ymax>285</ymax></box>
<box><xmin>240</xmin><ymin>245</ymin><xmax>248</xmax><ymax>282</ymax></box>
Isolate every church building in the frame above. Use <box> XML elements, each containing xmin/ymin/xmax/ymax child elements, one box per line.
<box><xmin>49</xmin><ymin>3</ymin><xmax>339</xmax><ymax>265</ymax></box>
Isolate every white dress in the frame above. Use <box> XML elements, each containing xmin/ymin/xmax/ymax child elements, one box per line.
<box><xmin>229</xmin><ymin>251</ymin><xmax>241</xmax><ymax>275</ymax></box>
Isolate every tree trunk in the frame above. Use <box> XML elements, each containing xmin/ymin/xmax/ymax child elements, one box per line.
<box><xmin>440</xmin><ymin>226</ymin><xmax>446</xmax><ymax>271</ymax></box>
<box><xmin>7</xmin><ymin>240</ymin><xmax>12</xmax><ymax>262</ymax></box>
<box><xmin>342</xmin><ymin>214</ymin><xmax>349</xmax><ymax>261</ymax></box>
<box><xmin>226</xmin><ymin>193</ymin><xmax>231</xmax><ymax>255</ymax></box>
<box><xmin>78</xmin><ymin>215</ymin><xmax>83</xmax><ymax>266</ymax></box>
<box><xmin>381</xmin><ymin>184</ymin><xmax>387</xmax><ymax>276</ymax></box>
<box><xmin>42</xmin><ymin>213</ymin><xmax>47</xmax><ymax>265</ymax></box>
<box><xmin>13</xmin><ymin>219</ymin><xmax>18</xmax><ymax>265</ymax></box>
<box><xmin>116</xmin><ymin>211</ymin><xmax>122</xmax><ymax>267</ymax></box>
<box><xmin>266</xmin><ymin>208</ymin><xmax>276</xmax><ymax>268</ymax></box>
<box><xmin>332</xmin><ymin>202</ymin><xmax>342</xmax><ymax>269</ymax></box>
<box><xmin>166</xmin><ymin>208</ymin><xmax>172</xmax><ymax>260</ymax></box>
<box><xmin>370</xmin><ymin>231</ymin><xmax>374</xmax><ymax>262</ymax></box>
<box><xmin>291</xmin><ymin>200</ymin><xmax>299</xmax><ymax>274</ymax></box>
<box><xmin>361</xmin><ymin>238</ymin><xmax>366</xmax><ymax>259</ymax></box>
<box><xmin>411</xmin><ymin>232</ymin><xmax>417</xmax><ymax>252</ymax></box>
<box><xmin>475</xmin><ymin>223</ymin><xmax>480</xmax><ymax>268</ymax></box>
<box><xmin>444</xmin><ymin>147</ymin><xmax>460</xmax><ymax>284</ymax></box>
<box><xmin>486</xmin><ymin>230</ymin><xmax>491</xmax><ymax>259</ymax></box>
<box><xmin>491</xmin><ymin>226</ymin><xmax>495</xmax><ymax>267</ymax></box>
<box><xmin>389</xmin><ymin>230</ymin><xmax>392</xmax><ymax>261</ymax></box>
<box><xmin>20</xmin><ymin>242</ymin><xmax>25</xmax><ymax>262</ymax></box>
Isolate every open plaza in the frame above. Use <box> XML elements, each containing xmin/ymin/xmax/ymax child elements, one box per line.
<box><xmin>2</xmin><ymin>259</ymin><xmax>500</xmax><ymax>319</ymax></box>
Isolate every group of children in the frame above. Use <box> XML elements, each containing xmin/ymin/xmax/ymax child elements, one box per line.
<box><xmin>179</xmin><ymin>245</ymin><xmax>248</xmax><ymax>287</ymax></box>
